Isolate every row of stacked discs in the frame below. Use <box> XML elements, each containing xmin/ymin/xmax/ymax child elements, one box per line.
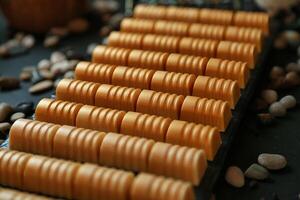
<box><xmin>1</xmin><ymin>4</ymin><xmax>269</xmax><ymax>200</ymax></box>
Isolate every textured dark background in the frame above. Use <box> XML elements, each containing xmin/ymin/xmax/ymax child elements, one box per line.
<box><xmin>1</xmin><ymin>8</ymin><xmax>300</xmax><ymax>200</ymax></box>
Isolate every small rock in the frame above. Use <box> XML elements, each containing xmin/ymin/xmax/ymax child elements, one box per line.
<box><xmin>38</xmin><ymin>59</ymin><xmax>51</xmax><ymax>71</ymax></box>
<box><xmin>64</xmin><ymin>49</ymin><xmax>85</xmax><ymax>60</ymax></box>
<box><xmin>44</xmin><ymin>35</ymin><xmax>60</xmax><ymax>48</ymax></box>
<box><xmin>67</xmin><ymin>18</ymin><xmax>89</xmax><ymax>33</ymax></box>
<box><xmin>29</xmin><ymin>80</ymin><xmax>53</xmax><ymax>94</ymax></box>
<box><xmin>286</xmin><ymin>62</ymin><xmax>300</xmax><ymax>73</ymax></box>
<box><xmin>39</xmin><ymin>70</ymin><xmax>55</xmax><ymax>80</ymax></box>
<box><xmin>258</xmin><ymin>153</ymin><xmax>287</xmax><ymax>170</ymax></box>
<box><xmin>280</xmin><ymin>95</ymin><xmax>296</xmax><ymax>109</ymax></box>
<box><xmin>49</xmin><ymin>27</ymin><xmax>69</xmax><ymax>37</ymax></box>
<box><xmin>50</xmin><ymin>51</ymin><xmax>66</xmax><ymax>64</ymax></box>
<box><xmin>0</xmin><ymin>77</ymin><xmax>20</xmax><ymax>90</ymax></box>
<box><xmin>99</xmin><ymin>26</ymin><xmax>112</xmax><ymax>37</ymax></box>
<box><xmin>31</xmin><ymin>70</ymin><xmax>45</xmax><ymax>84</ymax></box>
<box><xmin>64</xmin><ymin>71</ymin><xmax>75</xmax><ymax>79</ymax></box>
<box><xmin>269</xmin><ymin>102</ymin><xmax>286</xmax><ymax>117</ymax></box>
<box><xmin>86</xmin><ymin>43</ymin><xmax>98</xmax><ymax>55</ymax></box>
<box><xmin>10</xmin><ymin>112</ymin><xmax>25</xmax><ymax>123</ymax></box>
<box><xmin>270</xmin><ymin>76</ymin><xmax>285</xmax><ymax>89</ymax></box>
<box><xmin>261</xmin><ymin>89</ymin><xmax>278</xmax><ymax>104</ymax></box>
<box><xmin>51</xmin><ymin>60</ymin><xmax>75</xmax><ymax>75</ymax></box>
<box><xmin>257</xmin><ymin>113</ymin><xmax>274</xmax><ymax>125</ymax></box>
<box><xmin>0</xmin><ymin>103</ymin><xmax>13</xmax><ymax>122</ymax></box>
<box><xmin>0</xmin><ymin>45</ymin><xmax>9</xmax><ymax>57</ymax></box>
<box><xmin>21</xmin><ymin>35</ymin><xmax>35</xmax><ymax>49</ymax></box>
<box><xmin>19</xmin><ymin>71</ymin><xmax>31</xmax><ymax>81</ymax></box>
<box><xmin>0</xmin><ymin>122</ymin><xmax>11</xmax><ymax>133</ymax></box>
<box><xmin>270</xmin><ymin>66</ymin><xmax>285</xmax><ymax>80</ymax></box>
<box><xmin>225</xmin><ymin>166</ymin><xmax>245</xmax><ymax>188</ymax></box>
<box><xmin>244</xmin><ymin>163</ymin><xmax>269</xmax><ymax>180</ymax></box>
<box><xmin>14</xmin><ymin>102</ymin><xmax>34</xmax><ymax>116</ymax></box>
<box><xmin>285</xmin><ymin>71</ymin><xmax>300</xmax><ymax>86</ymax></box>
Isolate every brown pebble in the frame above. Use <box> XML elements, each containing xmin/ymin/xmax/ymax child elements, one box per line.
<box><xmin>0</xmin><ymin>103</ymin><xmax>13</xmax><ymax>122</ymax></box>
<box><xmin>225</xmin><ymin>166</ymin><xmax>245</xmax><ymax>188</ymax></box>
<box><xmin>0</xmin><ymin>122</ymin><xmax>11</xmax><ymax>133</ymax></box>
<box><xmin>19</xmin><ymin>71</ymin><xmax>31</xmax><ymax>81</ymax></box>
<box><xmin>67</xmin><ymin>18</ymin><xmax>89</xmax><ymax>33</ymax></box>
<box><xmin>0</xmin><ymin>45</ymin><xmax>9</xmax><ymax>57</ymax></box>
<box><xmin>285</xmin><ymin>71</ymin><xmax>300</xmax><ymax>86</ymax></box>
<box><xmin>286</xmin><ymin>63</ymin><xmax>300</xmax><ymax>73</ymax></box>
<box><xmin>261</xmin><ymin>89</ymin><xmax>278</xmax><ymax>104</ymax></box>
<box><xmin>274</xmin><ymin>36</ymin><xmax>287</xmax><ymax>49</ymax></box>
<box><xmin>0</xmin><ymin>77</ymin><xmax>20</xmax><ymax>90</ymax></box>
<box><xmin>10</xmin><ymin>112</ymin><xmax>25</xmax><ymax>123</ymax></box>
<box><xmin>44</xmin><ymin>36</ymin><xmax>60</xmax><ymax>48</ymax></box>
<box><xmin>29</xmin><ymin>80</ymin><xmax>53</xmax><ymax>94</ymax></box>
<box><xmin>270</xmin><ymin>66</ymin><xmax>285</xmax><ymax>80</ymax></box>
<box><xmin>49</xmin><ymin>27</ymin><xmax>69</xmax><ymax>37</ymax></box>
<box><xmin>39</xmin><ymin>70</ymin><xmax>55</xmax><ymax>80</ymax></box>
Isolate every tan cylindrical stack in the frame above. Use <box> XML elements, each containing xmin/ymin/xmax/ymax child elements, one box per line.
<box><xmin>180</xmin><ymin>96</ymin><xmax>231</xmax><ymax>131</ymax></box>
<box><xmin>75</xmin><ymin>62</ymin><xmax>116</xmax><ymax>84</ymax></box>
<box><xmin>92</xmin><ymin>45</ymin><xmax>130</xmax><ymax>66</ymax></box>
<box><xmin>166</xmin><ymin>120</ymin><xmax>220</xmax><ymax>160</ymax></box>
<box><xmin>120</xmin><ymin>18</ymin><xmax>155</xmax><ymax>34</ymax></box>
<box><xmin>127</xmin><ymin>49</ymin><xmax>168</xmax><ymax>70</ymax></box>
<box><xmin>216</xmin><ymin>41</ymin><xmax>257</xmax><ymax>68</ymax></box>
<box><xmin>153</xmin><ymin>20</ymin><xmax>190</xmax><ymax>36</ymax></box>
<box><xmin>94</xmin><ymin>84</ymin><xmax>141</xmax><ymax>111</ymax></box>
<box><xmin>133</xmin><ymin>4</ymin><xmax>167</xmax><ymax>20</ymax></box>
<box><xmin>148</xmin><ymin>142</ymin><xmax>207</xmax><ymax>185</ymax></box>
<box><xmin>165</xmin><ymin>6</ymin><xmax>198</xmax><ymax>22</ymax></box>
<box><xmin>188</xmin><ymin>23</ymin><xmax>226</xmax><ymax>40</ymax></box>
<box><xmin>108</xmin><ymin>31</ymin><xmax>144</xmax><ymax>49</ymax></box>
<box><xmin>56</xmin><ymin>79</ymin><xmax>100</xmax><ymax>105</ymax></box>
<box><xmin>76</xmin><ymin>105</ymin><xmax>125</xmax><ymax>132</ymax></box>
<box><xmin>205</xmin><ymin>58</ymin><xmax>249</xmax><ymax>88</ymax></box>
<box><xmin>0</xmin><ymin>187</ymin><xmax>56</xmax><ymax>200</ymax></box>
<box><xmin>53</xmin><ymin>126</ymin><xmax>105</xmax><ymax>163</ymax></box>
<box><xmin>9</xmin><ymin>119</ymin><xmax>60</xmax><ymax>157</ymax></box>
<box><xmin>131</xmin><ymin>173</ymin><xmax>195</xmax><ymax>200</ymax></box>
<box><xmin>99</xmin><ymin>133</ymin><xmax>155</xmax><ymax>172</ymax></box>
<box><xmin>178</xmin><ymin>37</ymin><xmax>219</xmax><ymax>57</ymax></box>
<box><xmin>192</xmin><ymin>76</ymin><xmax>240</xmax><ymax>108</ymax></box>
<box><xmin>233</xmin><ymin>11</ymin><xmax>269</xmax><ymax>35</ymax></box>
<box><xmin>198</xmin><ymin>9</ymin><xmax>233</xmax><ymax>25</ymax></box>
<box><xmin>112</xmin><ymin>66</ymin><xmax>154</xmax><ymax>89</ymax></box>
<box><xmin>142</xmin><ymin>34</ymin><xmax>181</xmax><ymax>53</ymax></box>
<box><xmin>120</xmin><ymin>111</ymin><xmax>172</xmax><ymax>142</ymax></box>
<box><xmin>136</xmin><ymin>90</ymin><xmax>184</xmax><ymax>119</ymax></box>
<box><xmin>35</xmin><ymin>98</ymin><xmax>82</xmax><ymax>126</ymax></box>
<box><xmin>165</xmin><ymin>53</ymin><xmax>208</xmax><ymax>75</ymax></box>
<box><xmin>151</xmin><ymin>71</ymin><xmax>196</xmax><ymax>96</ymax></box>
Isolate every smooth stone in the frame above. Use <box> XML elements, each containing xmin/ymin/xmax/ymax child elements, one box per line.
<box><xmin>258</xmin><ymin>153</ymin><xmax>287</xmax><ymax>170</ymax></box>
<box><xmin>0</xmin><ymin>45</ymin><xmax>9</xmax><ymax>57</ymax></box>
<box><xmin>86</xmin><ymin>43</ymin><xmax>98</xmax><ymax>55</ymax></box>
<box><xmin>10</xmin><ymin>112</ymin><xmax>25</xmax><ymax>123</ymax></box>
<box><xmin>67</xmin><ymin>18</ymin><xmax>89</xmax><ymax>33</ymax></box>
<box><xmin>21</xmin><ymin>35</ymin><xmax>35</xmax><ymax>48</ymax></box>
<box><xmin>0</xmin><ymin>77</ymin><xmax>20</xmax><ymax>90</ymax></box>
<box><xmin>19</xmin><ymin>71</ymin><xmax>31</xmax><ymax>81</ymax></box>
<box><xmin>0</xmin><ymin>122</ymin><xmax>11</xmax><ymax>133</ymax></box>
<box><xmin>50</xmin><ymin>51</ymin><xmax>66</xmax><ymax>64</ymax></box>
<box><xmin>282</xmin><ymin>30</ymin><xmax>300</xmax><ymax>44</ymax></box>
<box><xmin>29</xmin><ymin>80</ymin><xmax>53</xmax><ymax>94</ymax></box>
<box><xmin>51</xmin><ymin>60</ymin><xmax>75</xmax><ymax>75</ymax></box>
<box><xmin>39</xmin><ymin>70</ymin><xmax>55</xmax><ymax>80</ymax></box>
<box><xmin>93</xmin><ymin>0</ymin><xmax>119</xmax><ymax>13</ymax></box>
<box><xmin>245</xmin><ymin>164</ymin><xmax>269</xmax><ymax>180</ymax></box>
<box><xmin>261</xmin><ymin>89</ymin><xmax>278</xmax><ymax>104</ymax></box>
<box><xmin>44</xmin><ymin>36</ymin><xmax>60</xmax><ymax>48</ymax></box>
<box><xmin>279</xmin><ymin>95</ymin><xmax>297</xmax><ymax>109</ymax></box>
<box><xmin>286</xmin><ymin>62</ymin><xmax>300</xmax><ymax>73</ymax></box>
<box><xmin>0</xmin><ymin>103</ymin><xmax>13</xmax><ymax>122</ymax></box>
<box><xmin>269</xmin><ymin>102</ymin><xmax>286</xmax><ymax>117</ymax></box>
<box><xmin>285</xmin><ymin>71</ymin><xmax>300</xmax><ymax>86</ymax></box>
<box><xmin>14</xmin><ymin>102</ymin><xmax>34</xmax><ymax>116</ymax></box>
<box><xmin>14</xmin><ymin>32</ymin><xmax>25</xmax><ymax>41</ymax></box>
<box><xmin>38</xmin><ymin>59</ymin><xmax>51</xmax><ymax>71</ymax></box>
<box><xmin>270</xmin><ymin>66</ymin><xmax>285</xmax><ymax>80</ymax></box>
<box><xmin>31</xmin><ymin>70</ymin><xmax>45</xmax><ymax>84</ymax></box>
<box><xmin>64</xmin><ymin>71</ymin><xmax>75</xmax><ymax>79</ymax></box>
<box><xmin>225</xmin><ymin>166</ymin><xmax>245</xmax><ymax>188</ymax></box>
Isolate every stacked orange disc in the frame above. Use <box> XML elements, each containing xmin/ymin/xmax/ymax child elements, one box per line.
<box><xmin>108</xmin><ymin>31</ymin><xmax>144</xmax><ymax>49</ymax></box>
<box><xmin>120</xmin><ymin>18</ymin><xmax>155</xmax><ymax>34</ymax></box>
<box><xmin>165</xmin><ymin>6</ymin><xmax>198</xmax><ymax>22</ymax></box>
<box><xmin>133</xmin><ymin>4</ymin><xmax>167</xmax><ymax>20</ymax></box>
<box><xmin>92</xmin><ymin>45</ymin><xmax>130</xmax><ymax>66</ymax></box>
<box><xmin>142</xmin><ymin>33</ymin><xmax>181</xmax><ymax>53</ymax></box>
<box><xmin>153</xmin><ymin>20</ymin><xmax>190</xmax><ymax>36</ymax></box>
<box><xmin>198</xmin><ymin>9</ymin><xmax>233</xmax><ymax>25</ymax></box>
<box><xmin>178</xmin><ymin>37</ymin><xmax>219</xmax><ymax>57</ymax></box>
<box><xmin>0</xmin><ymin>187</ymin><xmax>55</xmax><ymax>200</ymax></box>
<box><xmin>35</xmin><ymin>98</ymin><xmax>82</xmax><ymax>126</ymax></box>
<box><xmin>188</xmin><ymin>23</ymin><xmax>226</xmax><ymax>40</ymax></box>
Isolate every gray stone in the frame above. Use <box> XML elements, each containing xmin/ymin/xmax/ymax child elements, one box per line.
<box><xmin>29</xmin><ymin>80</ymin><xmax>53</xmax><ymax>94</ymax></box>
<box><xmin>225</xmin><ymin>166</ymin><xmax>245</xmax><ymax>188</ymax></box>
<box><xmin>0</xmin><ymin>103</ymin><xmax>13</xmax><ymax>122</ymax></box>
<box><xmin>64</xmin><ymin>71</ymin><xmax>75</xmax><ymax>79</ymax></box>
<box><xmin>10</xmin><ymin>112</ymin><xmax>25</xmax><ymax>123</ymax></box>
<box><xmin>50</xmin><ymin>51</ymin><xmax>66</xmax><ymax>64</ymax></box>
<box><xmin>245</xmin><ymin>164</ymin><xmax>269</xmax><ymax>180</ymax></box>
<box><xmin>86</xmin><ymin>43</ymin><xmax>98</xmax><ymax>55</ymax></box>
<box><xmin>279</xmin><ymin>95</ymin><xmax>297</xmax><ymax>109</ymax></box>
<box><xmin>258</xmin><ymin>153</ymin><xmax>287</xmax><ymax>170</ymax></box>
<box><xmin>269</xmin><ymin>102</ymin><xmax>286</xmax><ymax>117</ymax></box>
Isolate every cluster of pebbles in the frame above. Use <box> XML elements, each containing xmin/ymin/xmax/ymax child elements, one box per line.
<box><xmin>0</xmin><ymin>102</ymin><xmax>34</xmax><ymax>145</ymax></box>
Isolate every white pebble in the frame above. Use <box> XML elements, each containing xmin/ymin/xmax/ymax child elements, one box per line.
<box><xmin>279</xmin><ymin>95</ymin><xmax>297</xmax><ymax>109</ymax></box>
<box><xmin>258</xmin><ymin>153</ymin><xmax>287</xmax><ymax>170</ymax></box>
<box><xmin>50</xmin><ymin>51</ymin><xmax>66</xmax><ymax>64</ymax></box>
<box><xmin>269</xmin><ymin>102</ymin><xmax>286</xmax><ymax>117</ymax></box>
<box><xmin>21</xmin><ymin>35</ymin><xmax>35</xmax><ymax>49</ymax></box>
<box><xmin>261</xmin><ymin>89</ymin><xmax>278</xmax><ymax>104</ymax></box>
<box><xmin>38</xmin><ymin>59</ymin><xmax>51</xmax><ymax>71</ymax></box>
